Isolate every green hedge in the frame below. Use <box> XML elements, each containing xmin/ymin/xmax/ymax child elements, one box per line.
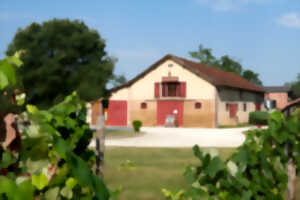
<box><xmin>249</xmin><ymin>111</ymin><xmax>270</xmax><ymax>125</ymax></box>
<box><xmin>132</xmin><ymin>120</ymin><xmax>142</xmax><ymax>133</ymax></box>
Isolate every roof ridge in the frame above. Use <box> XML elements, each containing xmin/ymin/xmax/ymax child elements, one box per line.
<box><xmin>171</xmin><ymin>55</ymin><xmax>264</xmax><ymax>92</ymax></box>
<box><xmin>171</xmin><ymin>55</ymin><xmax>240</xmax><ymax>75</ymax></box>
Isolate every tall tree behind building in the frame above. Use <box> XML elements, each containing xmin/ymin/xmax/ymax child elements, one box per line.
<box><xmin>189</xmin><ymin>44</ymin><xmax>262</xmax><ymax>85</ymax></box>
<box><xmin>285</xmin><ymin>73</ymin><xmax>300</xmax><ymax>99</ymax></box>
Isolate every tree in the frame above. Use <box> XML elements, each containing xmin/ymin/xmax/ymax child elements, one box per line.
<box><xmin>242</xmin><ymin>70</ymin><xmax>262</xmax><ymax>86</ymax></box>
<box><xmin>188</xmin><ymin>44</ymin><xmax>218</xmax><ymax>67</ymax></box>
<box><xmin>219</xmin><ymin>55</ymin><xmax>243</xmax><ymax>75</ymax></box>
<box><xmin>189</xmin><ymin>44</ymin><xmax>263</xmax><ymax>85</ymax></box>
<box><xmin>6</xmin><ymin>19</ymin><xmax>114</xmax><ymax>109</ymax></box>
<box><xmin>289</xmin><ymin>73</ymin><xmax>300</xmax><ymax>99</ymax></box>
<box><xmin>110</xmin><ymin>74</ymin><xmax>127</xmax><ymax>87</ymax></box>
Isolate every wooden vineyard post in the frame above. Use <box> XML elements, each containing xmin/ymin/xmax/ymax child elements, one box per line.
<box><xmin>287</xmin><ymin>143</ymin><xmax>298</xmax><ymax>200</ymax></box>
<box><xmin>94</xmin><ymin>99</ymin><xmax>105</xmax><ymax>178</ymax></box>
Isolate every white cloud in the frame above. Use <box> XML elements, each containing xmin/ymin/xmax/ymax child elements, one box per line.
<box><xmin>196</xmin><ymin>0</ymin><xmax>270</xmax><ymax>11</ymax></box>
<box><xmin>278</xmin><ymin>12</ymin><xmax>300</xmax><ymax>29</ymax></box>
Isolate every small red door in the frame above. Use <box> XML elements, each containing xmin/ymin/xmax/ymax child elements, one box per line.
<box><xmin>157</xmin><ymin>100</ymin><xmax>184</xmax><ymax>126</ymax></box>
<box><xmin>107</xmin><ymin>100</ymin><xmax>127</xmax><ymax>126</ymax></box>
<box><xmin>255</xmin><ymin>102</ymin><xmax>261</xmax><ymax>111</ymax></box>
<box><xmin>229</xmin><ymin>104</ymin><xmax>238</xmax><ymax>118</ymax></box>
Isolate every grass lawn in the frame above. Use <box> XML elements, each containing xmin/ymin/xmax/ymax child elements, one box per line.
<box><xmin>104</xmin><ymin>128</ymin><xmax>144</xmax><ymax>138</ymax></box>
<box><xmin>104</xmin><ymin>147</ymin><xmax>300</xmax><ymax>200</ymax></box>
<box><xmin>104</xmin><ymin>147</ymin><xmax>235</xmax><ymax>200</ymax></box>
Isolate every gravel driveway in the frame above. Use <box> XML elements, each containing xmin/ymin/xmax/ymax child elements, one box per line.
<box><xmin>99</xmin><ymin>127</ymin><xmax>256</xmax><ymax>148</ymax></box>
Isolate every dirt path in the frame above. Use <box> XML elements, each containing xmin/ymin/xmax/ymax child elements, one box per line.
<box><xmin>91</xmin><ymin>127</ymin><xmax>257</xmax><ymax>148</ymax></box>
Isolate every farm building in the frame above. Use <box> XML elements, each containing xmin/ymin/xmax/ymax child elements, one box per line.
<box><xmin>103</xmin><ymin>54</ymin><xmax>265</xmax><ymax>128</ymax></box>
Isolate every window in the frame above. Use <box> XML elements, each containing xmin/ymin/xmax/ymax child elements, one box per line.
<box><xmin>243</xmin><ymin>103</ymin><xmax>247</xmax><ymax>112</ymax></box>
<box><xmin>226</xmin><ymin>103</ymin><xmax>230</xmax><ymax>111</ymax></box>
<box><xmin>162</xmin><ymin>82</ymin><xmax>180</xmax><ymax>97</ymax></box>
<box><xmin>141</xmin><ymin>102</ymin><xmax>147</xmax><ymax>109</ymax></box>
<box><xmin>168</xmin><ymin>83</ymin><xmax>178</xmax><ymax>97</ymax></box>
<box><xmin>195</xmin><ymin>102</ymin><xmax>202</xmax><ymax>109</ymax></box>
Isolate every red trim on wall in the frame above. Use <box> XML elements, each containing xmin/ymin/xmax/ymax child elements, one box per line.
<box><xmin>157</xmin><ymin>100</ymin><xmax>184</xmax><ymax>126</ymax></box>
<box><xmin>154</xmin><ymin>82</ymin><xmax>160</xmax><ymax>98</ymax></box>
<box><xmin>180</xmin><ymin>82</ymin><xmax>186</xmax><ymax>97</ymax></box>
<box><xmin>162</xmin><ymin>76</ymin><xmax>179</xmax><ymax>82</ymax></box>
<box><xmin>107</xmin><ymin>100</ymin><xmax>127</xmax><ymax>126</ymax></box>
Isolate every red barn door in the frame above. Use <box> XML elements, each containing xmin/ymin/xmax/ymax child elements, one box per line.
<box><xmin>107</xmin><ymin>100</ymin><xmax>127</xmax><ymax>126</ymax></box>
<box><xmin>157</xmin><ymin>100</ymin><xmax>184</xmax><ymax>126</ymax></box>
<box><xmin>229</xmin><ymin>104</ymin><xmax>238</xmax><ymax>118</ymax></box>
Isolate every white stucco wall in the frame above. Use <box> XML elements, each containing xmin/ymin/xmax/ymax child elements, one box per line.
<box><xmin>110</xmin><ymin>88</ymin><xmax>129</xmax><ymax>100</ymax></box>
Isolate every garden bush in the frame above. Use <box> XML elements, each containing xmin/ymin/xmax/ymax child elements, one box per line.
<box><xmin>249</xmin><ymin>110</ymin><xmax>269</xmax><ymax>125</ymax></box>
<box><xmin>132</xmin><ymin>120</ymin><xmax>142</xmax><ymax>133</ymax></box>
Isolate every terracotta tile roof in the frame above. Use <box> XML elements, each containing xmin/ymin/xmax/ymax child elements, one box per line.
<box><xmin>111</xmin><ymin>54</ymin><xmax>265</xmax><ymax>93</ymax></box>
<box><xmin>281</xmin><ymin>98</ymin><xmax>300</xmax><ymax>112</ymax></box>
<box><xmin>171</xmin><ymin>55</ymin><xmax>264</xmax><ymax>92</ymax></box>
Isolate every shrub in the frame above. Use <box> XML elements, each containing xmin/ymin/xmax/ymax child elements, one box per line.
<box><xmin>180</xmin><ymin>110</ymin><xmax>300</xmax><ymax>200</ymax></box>
<box><xmin>249</xmin><ymin>111</ymin><xmax>269</xmax><ymax>125</ymax></box>
<box><xmin>132</xmin><ymin>120</ymin><xmax>142</xmax><ymax>133</ymax></box>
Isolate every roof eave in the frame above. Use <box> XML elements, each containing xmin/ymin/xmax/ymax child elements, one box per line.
<box><xmin>217</xmin><ymin>85</ymin><xmax>265</xmax><ymax>93</ymax></box>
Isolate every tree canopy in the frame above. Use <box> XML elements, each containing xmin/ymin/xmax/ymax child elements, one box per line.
<box><xmin>286</xmin><ymin>73</ymin><xmax>300</xmax><ymax>99</ymax></box>
<box><xmin>6</xmin><ymin>19</ymin><xmax>115</xmax><ymax>109</ymax></box>
<box><xmin>242</xmin><ymin>70</ymin><xmax>262</xmax><ymax>86</ymax></box>
<box><xmin>110</xmin><ymin>74</ymin><xmax>127</xmax><ymax>87</ymax></box>
<box><xmin>189</xmin><ymin>44</ymin><xmax>262</xmax><ymax>86</ymax></box>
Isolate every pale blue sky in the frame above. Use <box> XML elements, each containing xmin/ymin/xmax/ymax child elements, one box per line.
<box><xmin>1</xmin><ymin>0</ymin><xmax>300</xmax><ymax>85</ymax></box>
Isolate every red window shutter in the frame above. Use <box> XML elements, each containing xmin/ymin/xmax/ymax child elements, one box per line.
<box><xmin>176</xmin><ymin>83</ymin><xmax>180</xmax><ymax>97</ymax></box>
<box><xmin>180</xmin><ymin>82</ymin><xmax>186</xmax><ymax>97</ymax></box>
<box><xmin>154</xmin><ymin>82</ymin><xmax>160</xmax><ymax>98</ymax></box>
